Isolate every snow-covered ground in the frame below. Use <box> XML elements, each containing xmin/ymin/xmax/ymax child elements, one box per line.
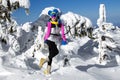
<box><xmin>1</xmin><ymin>35</ymin><xmax>120</xmax><ymax>80</ymax></box>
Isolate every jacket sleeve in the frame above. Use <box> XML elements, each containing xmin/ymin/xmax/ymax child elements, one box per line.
<box><xmin>61</xmin><ymin>24</ymin><xmax>66</xmax><ymax>41</ymax></box>
<box><xmin>44</xmin><ymin>22</ymin><xmax>51</xmax><ymax>40</ymax></box>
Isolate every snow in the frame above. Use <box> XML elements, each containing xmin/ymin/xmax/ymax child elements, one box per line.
<box><xmin>97</xmin><ymin>4</ymin><xmax>106</xmax><ymax>27</ymax></box>
<box><xmin>0</xmin><ymin>2</ymin><xmax>120</xmax><ymax>80</ymax></box>
<box><xmin>1</xmin><ymin>32</ymin><xmax>120</xmax><ymax>80</ymax></box>
<box><xmin>9</xmin><ymin>0</ymin><xmax>30</xmax><ymax>8</ymax></box>
<box><xmin>1</xmin><ymin>0</ymin><xmax>30</xmax><ymax>9</ymax></box>
<box><xmin>18</xmin><ymin>0</ymin><xmax>30</xmax><ymax>9</ymax></box>
<box><xmin>1</xmin><ymin>0</ymin><xmax>7</xmax><ymax>7</ymax></box>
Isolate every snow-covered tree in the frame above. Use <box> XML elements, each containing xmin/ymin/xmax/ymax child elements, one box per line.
<box><xmin>0</xmin><ymin>0</ymin><xmax>30</xmax><ymax>54</ymax></box>
<box><xmin>61</xmin><ymin>12</ymin><xmax>93</xmax><ymax>38</ymax></box>
<box><xmin>94</xmin><ymin>4</ymin><xmax>120</xmax><ymax>65</ymax></box>
<box><xmin>98</xmin><ymin>35</ymin><xmax>116</xmax><ymax>63</ymax></box>
<box><xmin>97</xmin><ymin>4</ymin><xmax>106</xmax><ymax>27</ymax></box>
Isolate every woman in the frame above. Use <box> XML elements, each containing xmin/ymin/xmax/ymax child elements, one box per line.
<box><xmin>39</xmin><ymin>9</ymin><xmax>67</xmax><ymax>75</ymax></box>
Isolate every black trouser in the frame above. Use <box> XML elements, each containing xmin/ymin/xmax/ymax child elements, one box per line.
<box><xmin>46</xmin><ymin>40</ymin><xmax>59</xmax><ymax>66</ymax></box>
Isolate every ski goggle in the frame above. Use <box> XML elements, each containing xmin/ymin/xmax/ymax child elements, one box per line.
<box><xmin>51</xmin><ymin>14</ymin><xmax>57</xmax><ymax>18</ymax></box>
<box><xmin>48</xmin><ymin>9</ymin><xmax>59</xmax><ymax>17</ymax></box>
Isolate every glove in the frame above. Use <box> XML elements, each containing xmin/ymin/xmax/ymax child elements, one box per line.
<box><xmin>61</xmin><ymin>40</ymin><xmax>67</xmax><ymax>45</ymax></box>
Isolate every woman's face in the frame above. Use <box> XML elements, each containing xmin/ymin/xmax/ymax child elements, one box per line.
<box><xmin>51</xmin><ymin>14</ymin><xmax>57</xmax><ymax>21</ymax></box>
<box><xmin>51</xmin><ymin>16</ymin><xmax>57</xmax><ymax>21</ymax></box>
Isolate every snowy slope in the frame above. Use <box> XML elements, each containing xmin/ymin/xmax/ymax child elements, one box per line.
<box><xmin>1</xmin><ymin>32</ymin><xmax>120</xmax><ymax>80</ymax></box>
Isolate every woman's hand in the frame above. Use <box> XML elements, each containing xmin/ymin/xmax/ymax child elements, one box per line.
<box><xmin>61</xmin><ymin>40</ymin><xmax>67</xmax><ymax>45</ymax></box>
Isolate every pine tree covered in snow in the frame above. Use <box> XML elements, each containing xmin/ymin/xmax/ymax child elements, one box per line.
<box><xmin>0</xmin><ymin>0</ymin><xmax>30</xmax><ymax>62</ymax></box>
<box><xmin>93</xmin><ymin>4</ymin><xmax>120</xmax><ymax>65</ymax></box>
<box><xmin>61</xmin><ymin>12</ymin><xmax>93</xmax><ymax>38</ymax></box>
